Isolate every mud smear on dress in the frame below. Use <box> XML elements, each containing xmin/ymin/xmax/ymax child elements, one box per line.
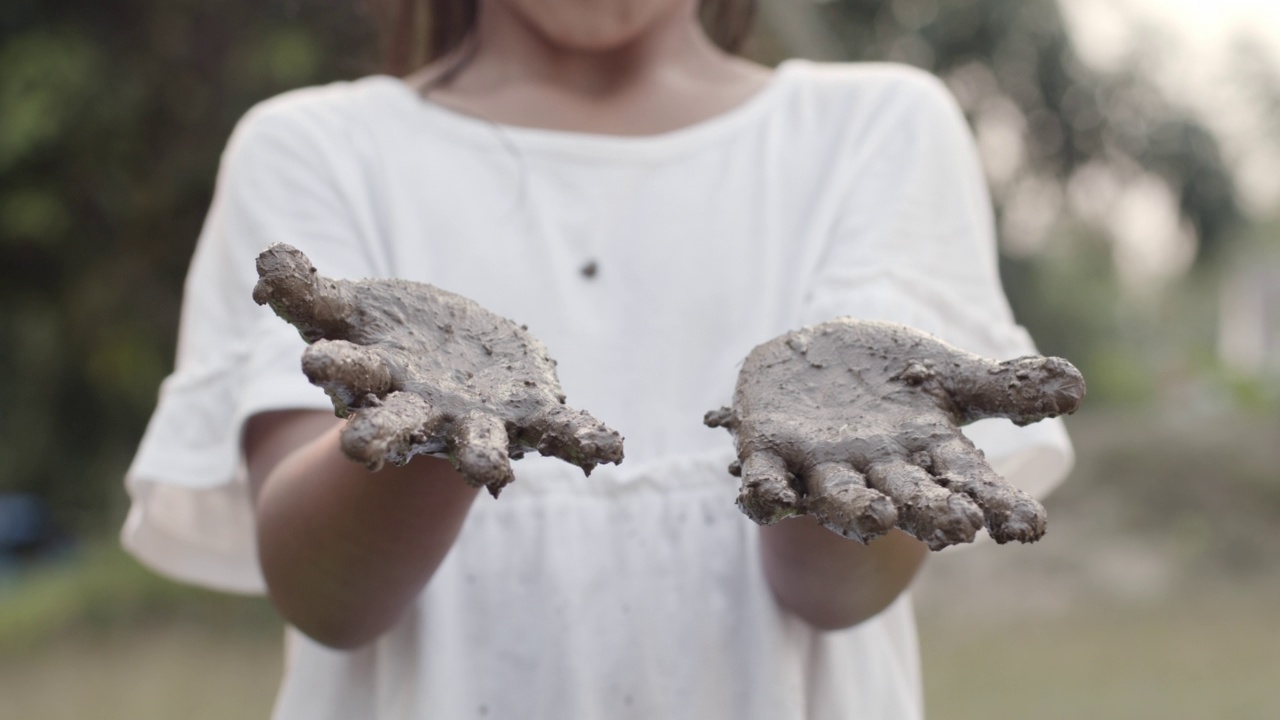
<box><xmin>252</xmin><ymin>243</ymin><xmax>624</xmax><ymax>496</ymax></box>
<box><xmin>706</xmin><ymin>319</ymin><xmax>1085</xmax><ymax>550</ymax></box>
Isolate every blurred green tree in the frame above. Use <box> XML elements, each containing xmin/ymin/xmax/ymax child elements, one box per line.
<box><xmin>0</xmin><ymin>0</ymin><xmax>1262</xmax><ymax>530</ymax></box>
<box><xmin>0</xmin><ymin>0</ymin><xmax>376</xmax><ymax>531</ymax></box>
<box><xmin>808</xmin><ymin>0</ymin><xmax>1241</xmax><ymax>264</ymax></box>
<box><xmin>774</xmin><ymin>0</ymin><xmax>1247</xmax><ymax>399</ymax></box>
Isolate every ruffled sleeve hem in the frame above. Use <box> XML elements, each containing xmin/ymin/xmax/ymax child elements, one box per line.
<box><xmin>120</xmin><ymin>83</ymin><xmax>384</xmax><ymax>593</ymax></box>
<box><xmin>122</xmin><ymin>480</ymin><xmax>266</xmax><ymax>595</ymax></box>
<box><xmin>123</xmin><ymin>345</ymin><xmax>335</xmax><ymax>594</ymax></box>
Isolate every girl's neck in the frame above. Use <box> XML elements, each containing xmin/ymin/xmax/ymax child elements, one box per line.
<box><xmin>407</xmin><ymin>3</ymin><xmax>773</xmax><ymax>136</ymax></box>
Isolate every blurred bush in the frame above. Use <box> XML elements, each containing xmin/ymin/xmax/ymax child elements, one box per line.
<box><xmin>0</xmin><ymin>1</ymin><xmax>376</xmax><ymax>533</ymax></box>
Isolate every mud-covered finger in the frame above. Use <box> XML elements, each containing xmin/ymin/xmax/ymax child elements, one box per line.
<box><xmin>929</xmin><ymin>436</ymin><xmax>1046</xmax><ymax>544</ymax></box>
<box><xmin>943</xmin><ymin>354</ymin><xmax>1085</xmax><ymax>426</ymax></box>
<box><xmin>451</xmin><ymin>412</ymin><xmax>516</xmax><ymax>495</ymax></box>
<box><xmin>703</xmin><ymin>406</ymin><xmax>735</xmax><ymax>429</ymax></box>
<box><xmin>803</xmin><ymin>462</ymin><xmax>897</xmax><ymax>543</ymax></box>
<box><xmin>736</xmin><ymin>450</ymin><xmax>800</xmax><ymax>526</ymax></box>
<box><xmin>340</xmin><ymin>391</ymin><xmax>447</xmax><ymax>471</ymax></box>
<box><xmin>531</xmin><ymin>405</ymin><xmax>625</xmax><ymax>476</ymax></box>
<box><xmin>865</xmin><ymin>460</ymin><xmax>983</xmax><ymax>550</ymax></box>
<box><xmin>252</xmin><ymin>243</ymin><xmax>358</xmax><ymax>342</ymax></box>
<box><xmin>302</xmin><ymin>340</ymin><xmax>400</xmax><ymax>415</ymax></box>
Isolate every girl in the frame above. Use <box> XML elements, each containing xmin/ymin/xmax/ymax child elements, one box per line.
<box><xmin>123</xmin><ymin>0</ymin><xmax>1073</xmax><ymax>717</ymax></box>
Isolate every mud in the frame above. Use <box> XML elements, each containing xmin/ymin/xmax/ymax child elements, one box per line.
<box><xmin>253</xmin><ymin>243</ymin><xmax>624</xmax><ymax>494</ymax></box>
<box><xmin>706</xmin><ymin>319</ymin><xmax>1085</xmax><ymax>550</ymax></box>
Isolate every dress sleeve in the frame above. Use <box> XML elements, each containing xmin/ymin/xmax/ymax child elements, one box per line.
<box><xmin>798</xmin><ymin>67</ymin><xmax>1073</xmax><ymax>504</ymax></box>
<box><xmin>122</xmin><ymin>98</ymin><xmax>375</xmax><ymax>593</ymax></box>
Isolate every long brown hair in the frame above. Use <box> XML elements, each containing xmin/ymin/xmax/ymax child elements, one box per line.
<box><xmin>378</xmin><ymin>0</ymin><xmax>757</xmax><ymax>77</ymax></box>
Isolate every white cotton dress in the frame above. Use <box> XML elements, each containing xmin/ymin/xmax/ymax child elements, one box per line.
<box><xmin>122</xmin><ymin>60</ymin><xmax>1074</xmax><ymax>720</ymax></box>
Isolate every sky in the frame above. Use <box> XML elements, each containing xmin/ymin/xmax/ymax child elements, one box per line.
<box><xmin>1049</xmin><ymin>0</ymin><xmax>1280</xmax><ymax>288</ymax></box>
<box><xmin>1060</xmin><ymin>0</ymin><xmax>1280</xmax><ymax>214</ymax></box>
<box><xmin>1064</xmin><ymin>0</ymin><xmax>1280</xmax><ymax>66</ymax></box>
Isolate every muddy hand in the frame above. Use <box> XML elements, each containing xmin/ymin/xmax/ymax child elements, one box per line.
<box><xmin>253</xmin><ymin>243</ymin><xmax>624</xmax><ymax>495</ymax></box>
<box><xmin>705</xmin><ymin>319</ymin><xmax>1084</xmax><ymax>550</ymax></box>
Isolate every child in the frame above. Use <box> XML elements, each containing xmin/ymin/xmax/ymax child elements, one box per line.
<box><xmin>123</xmin><ymin>0</ymin><xmax>1073</xmax><ymax>717</ymax></box>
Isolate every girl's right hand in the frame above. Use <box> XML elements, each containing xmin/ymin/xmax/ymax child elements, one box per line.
<box><xmin>251</xmin><ymin>242</ymin><xmax>624</xmax><ymax>496</ymax></box>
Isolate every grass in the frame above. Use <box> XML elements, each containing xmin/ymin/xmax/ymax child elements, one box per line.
<box><xmin>2</xmin><ymin>583</ymin><xmax>1275</xmax><ymax>719</ymax></box>
<box><xmin>2</xmin><ymin>407</ymin><xmax>1276</xmax><ymax>718</ymax></box>
<box><xmin>0</xmin><ymin>541</ymin><xmax>278</xmax><ymax>656</ymax></box>
<box><xmin>4</xmin><ymin>545</ymin><xmax>1277</xmax><ymax>720</ymax></box>
<box><xmin>919</xmin><ymin>586</ymin><xmax>1280</xmax><ymax>720</ymax></box>
<box><xmin>0</xmin><ymin>623</ymin><xmax>281</xmax><ymax>720</ymax></box>
<box><xmin>915</xmin><ymin>408</ymin><xmax>1280</xmax><ymax>719</ymax></box>
<box><xmin>0</xmin><ymin>542</ymin><xmax>282</xmax><ymax>719</ymax></box>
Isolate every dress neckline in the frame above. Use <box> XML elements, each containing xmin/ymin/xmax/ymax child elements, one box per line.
<box><xmin>371</xmin><ymin>59</ymin><xmax>805</xmax><ymax>163</ymax></box>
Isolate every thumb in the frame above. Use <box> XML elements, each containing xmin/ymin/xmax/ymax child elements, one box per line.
<box><xmin>253</xmin><ymin>243</ymin><xmax>355</xmax><ymax>342</ymax></box>
<box><xmin>940</xmin><ymin>353</ymin><xmax>1086</xmax><ymax>426</ymax></box>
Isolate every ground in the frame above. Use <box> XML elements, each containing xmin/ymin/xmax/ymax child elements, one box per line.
<box><xmin>2</xmin><ymin>408</ymin><xmax>1277</xmax><ymax>719</ymax></box>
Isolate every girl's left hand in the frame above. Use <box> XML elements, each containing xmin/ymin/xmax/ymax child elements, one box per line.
<box><xmin>706</xmin><ymin>319</ymin><xmax>1084</xmax><ymax>550</ymax></box>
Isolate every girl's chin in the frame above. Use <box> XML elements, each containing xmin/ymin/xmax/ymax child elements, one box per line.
<box><xmin>498</xmin><ymin>0</ymin><xmax>693</xmax><ymax>53</ymax></box>
<box><xmin>528</xmin><ymin>19</ymin><xmax>653</xmax><ymax>52</ymax></box>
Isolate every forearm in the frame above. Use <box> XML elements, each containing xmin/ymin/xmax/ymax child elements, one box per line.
<box><xmin>247</xmin><ymin>411</ymin><xmax>478</xmax><ymax>649</ymax></box>
<box><xmin>760</xmin><ymin>518</ymin><xmax>928</xmax><ymax>630</ymax></box>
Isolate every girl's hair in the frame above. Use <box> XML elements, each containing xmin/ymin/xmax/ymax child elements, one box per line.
<box><xmin>381</xmin><ymin>0</ymin><xmax>757</xmax><ymax>77</ymax></box>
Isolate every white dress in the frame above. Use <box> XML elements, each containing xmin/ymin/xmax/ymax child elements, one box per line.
<box><xmin>122</xmin><ymin>60</ymin><xmax>1073</xmax><ymax>719</ymax></box>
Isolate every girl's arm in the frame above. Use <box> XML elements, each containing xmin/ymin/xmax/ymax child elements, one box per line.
<box><xmin>243</xmin><ymin>247</ymin><xmax>624</xmax><ymax>649</ymax></box>
<box><xmin>245</xmin><ymin>409</ymin><xmax>479</xmax><ymax>649</ymax></box>
<box><xmin>717</xmin><ymin>321</ymin><xmax>1081</xmax><ymax>631</ymax></box>
<box><xmin>760</xmin><ymin>522</ymin><xmax>926</xmax><ymax>630</ymax></box>
<box><xmin>745</xmin><ymin>70</ymin><xmax>1081</xmax><ymax>631</ymax></box>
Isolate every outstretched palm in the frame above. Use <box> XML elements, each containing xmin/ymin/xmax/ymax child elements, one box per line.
<box><xmin>706</xmin><ymin>319</ymin><xmax>1084</xmax><ymax>550</ymax></box>
<box><xmin>252</xmin><ymin>243</ymin><xmax>624</xmax><ymax>495</ymax></box>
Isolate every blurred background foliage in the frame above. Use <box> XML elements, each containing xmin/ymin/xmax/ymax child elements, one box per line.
<box><xmin>759</xmin><ymin>0</ymin><xmax>1279</xmax><ymax>411</ymax></box>
<box><xmin>0</xmin><ymin>0</ymin><xmax>375</xmax><ymax>531</ymax></box>
<box><xmin>2</xmin><ymin>0</ymin><xmax>1276</xmax><ymax>536</ymax></box>
<box><xmin>1</xmin><ymin>0</ymin><xmax>1279</xmax><ymax>717</ymax></box>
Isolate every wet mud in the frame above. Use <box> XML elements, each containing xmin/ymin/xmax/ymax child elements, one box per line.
<box><xmin>706</xmin><ymin>319</ymin><xmax>1085</xmax><ymax>550</ymax></box>
<box><xmin>253</xmin><ymin>243</ymin><xmax>624</xmax><ymax>494</ymax></box>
